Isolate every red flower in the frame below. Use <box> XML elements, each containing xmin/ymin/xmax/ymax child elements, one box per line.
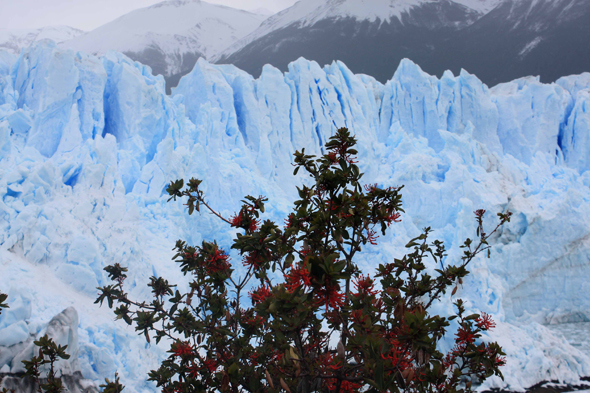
<box><xmin>385</xmin><ymin>212</ymin><xmax>401</xmax><ymax>226</ymax></box>
<box><xmin>249</xmin><ymin>350</ymin><xmax>260</xmax><ymax>366</ymax></box>
<box><xmin>456</xmin><ymin>326</ymin><xmax>475</xmax><ymax>344</ymax></box>
<box><xmin>320</xmin><ymin>352</ymin><xmax>342</xmax><ymax>371</ymax></box>
<box><xmin>230</xmin><ymin>211</ymin><xmax>243</xmax><ymax>227</ymax></box>
<box><xmin>495</xmin><ymin>355</ymin><xmax>507</xmax><ymax>367</ymax></box>
<box><xmin>443</xmin><ymin>352</ymin><xmax>456</xmax><ymax>371</ymax></box>
<box><xmin>249</xmin><ymin>284</ymin><xmax>272</xmax><ymax>305</ymax></box>
<box><xmin>350</xmin><ymin>309</ymin><xmax>368</xmax><ymax>326</ymax></box>
<box><xmin>171</xmin><ymin>341</ymin><xmax>194</xmax><ymax>358</ymax></box>
<box><xmin>285</xmin><ymin>262</ymin><xmax>312</xmax><ymax>293</ymax></box>
<box><xmin>284</xmin><ymin>213</ymin><xmax>296</xmax><ymax>229</ymax></box>
<box><xmin>203</xmin><ymin>358</ymin><xmax>218</xmax><ymax>373</ymax></box>
<box><xmin>366</xmin><ymin>228</ymin><xmax>378</xmax><ymax>245</ymax></box>
<box><xmin>475</xmin><ymin>312</ymin><xmax>496</xmax><ymax>330</ymax></box>
<box><xmin>381</xmin><ymin>339</ymin><xmax>411</xmax><ymax>373</ymax></box>
<box><xmin>326</xmin><ymin>201</ymin><xmax>339</xmax><ymax>211</ymax></box>
<box><xmin>313</xmin><ymin>281</ymin><xmax>345</xmax><ymax>311</ymax></box>
<box><xmin>352</xmin><ymin>275</ymin><xmax>379</xmax><ymax>297</ymax></box>
<box><xmin>188</xmin><ymin>356</ymin><xmax>219</xmax><ymax>379</ymax></box>
<box><xmin>325</xmin><ymin>379</ymin><xmax>362</xmax><ymax>392</ymax></box>
<box><xmin>248</xmin><ymin>218</ymin><xmax>260</xmax><ymax>232</ymax></box>
<box><xmin>364</xmin><ymin>183</ymin><xmax>378</xmax><ymax>193</ymax></box>
<box><xmin>243</xmin><ymin>251</ymin><xmax>264</xmax><ymax>269</ymax></box>
<box><xmin>299</xmin><ymin>247</ymin><xmax>311</xmax><ymax>258</ymax></box>
<box><xmin>230</xmin><ymin>211</ymin><xmax>259</xmax><ymax>232</ymax></box>
<box><xmin>327</xmin><ymin>152</ymin><xmax>338</xmax><ymax>163</ymax></box>
<box><xmin>243</xmin><ymin>314</ymin><xmax>265</xmax><ymax>327</ymax></box>
<box><xmin>451</xmin><ymin>341</ymin><xmax>467</xmax><ymax>357</ymax></box>
<box><xmin>205</xmin><ymin>246</ymin><xmax>231</xmax><ymax>274</ymax></box>
<box><xmin>376</xmin><ymin>263</ymin><xmax>395</xmax><ymax>277</ymax></box>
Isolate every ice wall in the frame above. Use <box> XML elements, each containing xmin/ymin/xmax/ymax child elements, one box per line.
<box><xmin>1</xmin><ymin>41</ymin><xmax>590</xmax><ymax>391</ymax></box>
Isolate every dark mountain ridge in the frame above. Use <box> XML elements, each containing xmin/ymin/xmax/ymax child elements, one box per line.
<box><xmin>215</xmin><ymin>0</ymin><xmax>590</xmax><ymax>87</ymax></box>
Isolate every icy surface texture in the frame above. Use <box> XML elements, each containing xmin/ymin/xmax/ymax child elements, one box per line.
<box><xmin>1</xmin><ymin>42</ymin><xmax>590</xmax><ymax>391</ymax></box>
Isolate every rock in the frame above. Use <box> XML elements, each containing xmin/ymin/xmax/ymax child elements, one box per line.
<box><xmin>0</xmin><ymin>307</ymin><xmax>98</xmax><ymax>392</ymax></box>
<box><xmin>0</xmin><ymin>372</ymin><xmax>99</xmax><ymax>393</ymax></box>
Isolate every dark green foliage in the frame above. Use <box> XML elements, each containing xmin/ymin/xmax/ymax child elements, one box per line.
<box><xmin>0</xmin><ymin>292</ymin><xmax>8</xmax><ymax>315</ymax></box>
<box><xmin>1</xmin><ymin>292</ymin><xmax>15</xmax><ymax>393</ymax></box>
<box><xmin>100</xmin><ymin>372</ymin><xmax>125</xmax><ymax>393</ymax></box>
<box><xmin>97</xmin><ymin>128</ymin><xmax>510</xmax><ymax>392</ymax></box>
<box><xmin>20</xmin><ymin>334</ymin><xmax>70</xmax><ymax>393</ymax></box>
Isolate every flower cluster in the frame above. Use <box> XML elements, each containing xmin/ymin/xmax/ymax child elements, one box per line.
<box><xmin>230</xmin><ymin>211</ymin><xmax>259</xmax><ymax>232</ymax></box>
<box><xmin>476</xmin><ymin>312</ymin><xmax>496</xmax><ymax>330</ymax></box>
<box><xmin>352</xmin><ymin>275</ymin><xmax>379</xmax><ymax>297</ymax></box>
<box><xmin>285</xmin><ymin>261</ymin><xmax>312</xmax><ymax>293</ymax></box>
<box><xmin>243</xmin><ymin>250</ymin><xmax>264</xmax><ymax>269</ymax></box>
<box><xmin>313</xmin><ymin>281</ymin><xmax>345</xmax><ymax>311</ymax></box>
<box><xmin>204</xmin><ymin>245</ymin><xmax>231</xmax><ymax>275</ymax></box>
<box><xmin>171</xmin><ymin>341</ymin><xmax>194</xmax><ymax>359</ymax></box>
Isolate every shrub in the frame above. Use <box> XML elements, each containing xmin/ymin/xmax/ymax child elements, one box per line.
<box><xmin>98</xmin><ymin>127</ymin><xmax>509</xmax><ymax>392</ymax></box>
<box><xmin>0</xmin><ymin>293</ymin><xmax>72</xmax><ymax>393</ymax></box>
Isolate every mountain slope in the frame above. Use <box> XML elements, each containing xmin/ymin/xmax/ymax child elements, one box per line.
<box><xmin>0</xmin><ymin>26</ymin><xmax>85</xmax><ymax>55</ymax></box>
<box><xmin>213</xmin><ymin>0</ymin><xmax>493</xmax><ymax>82</ymax></box>
<box><xmin>63</xmin><ymin>0</ymin><xmax>266</xmax><ymax>93</ymax></box>
<box><xmin>214</xmin><ymin>0</ymin><xmax>590</xmax><ymax>86</ymax></box>
<box><xmin>453</xmin><ymin>0</ymin><xmax>590</xmax><ymax>86</ymax></box>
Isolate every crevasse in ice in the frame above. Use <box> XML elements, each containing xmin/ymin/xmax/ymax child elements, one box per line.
<box><xmin>1</xmin><ymin>41</ymin><xmax>590</xmax><ymax>391</ymax></box>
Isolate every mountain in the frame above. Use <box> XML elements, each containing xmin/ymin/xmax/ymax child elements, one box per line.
<box><xmin>248</xmin><ymin>7</ymin><xmax>276</xmax><ymax>16</ymax></box>
<box><xmin>214</xmin><ymin>0</ymin><xmax>590</xmax><ymax>86</ymax></box>
<box><xmin>62</xmin><ymin>0</ymin><xmax>266</xmax><ymax>93</ymax></box>
<box><xmin>453</xmin><ymin>0</ymin><xmax>590</xmax><ymax>86</ymax></box>
<box><xmin>0</xmin><ymin>26</ymin><xmax>85</xmax><ymax>55</ymax></box>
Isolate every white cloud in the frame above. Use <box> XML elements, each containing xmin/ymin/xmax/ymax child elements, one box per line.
<box><xmin>0</xmin><ymin>0</ymin><xmax>298</xmax><ymax>31</ymax></box>
<box><xmin>207</xmin><ymin>0</ymin><xmax>297</xmax><ymax>13</ymax></box>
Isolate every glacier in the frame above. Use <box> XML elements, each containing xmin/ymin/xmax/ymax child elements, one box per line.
<box><xmin>1</xmin><ymin>40</ymin><xmax>590</xmax><ymax>391</ymax></box>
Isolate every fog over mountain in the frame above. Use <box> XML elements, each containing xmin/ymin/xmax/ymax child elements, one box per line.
<box><xmin>62</xmin><ymin>0</ymin><xmax>266</xmax><ymax>93</ymax></box>
<box><xmin>0</xmin><ymin>26</ymin><xmax>85</xmax><ymax>55</ymax></box>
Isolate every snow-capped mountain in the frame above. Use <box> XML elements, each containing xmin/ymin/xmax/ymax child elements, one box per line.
<box><xmin>62</xmin><ymin>0</ymin><xmax>266</xmax><ymax>93</ymax></box>
<box><xmin>248</xmin><ymin>7</ymin><xmax>276</xmax><ymax>16</ymax></box>
<box><xmin>213</xmin><ymin>0</ymin><xmax>496</xmax><ymax>82</ymax></box>
<box><xmin>215</xmin><ymin>0</ymin><xmax>590</xmax><ymax>86</ymax></box>
<box><xmin>0</xmin><ymin>26</ymin><xmax>85</xmax><ymax>55</ymax></box>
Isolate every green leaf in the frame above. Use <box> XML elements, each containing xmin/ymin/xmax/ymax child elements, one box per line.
<box><xmin>374</xmin><ymin>361</ymin><xmax>384</xmax><ymax>389</ymax></box>
<box><xmin>228</xmin><ymin>363</ymin><xmax>239</xmax><ymax>376</ymax></box>
<box><xmin>285</xmin><ymin>253</ymin><xmax>295</xmax><ymax>268</ymax></box>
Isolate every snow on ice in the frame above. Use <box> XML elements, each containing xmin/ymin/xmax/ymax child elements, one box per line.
<box><xmin>1</xmin><ymin>41</ymin><xmax>590</xmax><ymax>391</ymax></box>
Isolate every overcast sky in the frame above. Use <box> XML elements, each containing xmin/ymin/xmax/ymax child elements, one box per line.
<box><xmin>0</xmin><ymin>0</ymin><xmax>298</xmax><ymax>31</ymax></box>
